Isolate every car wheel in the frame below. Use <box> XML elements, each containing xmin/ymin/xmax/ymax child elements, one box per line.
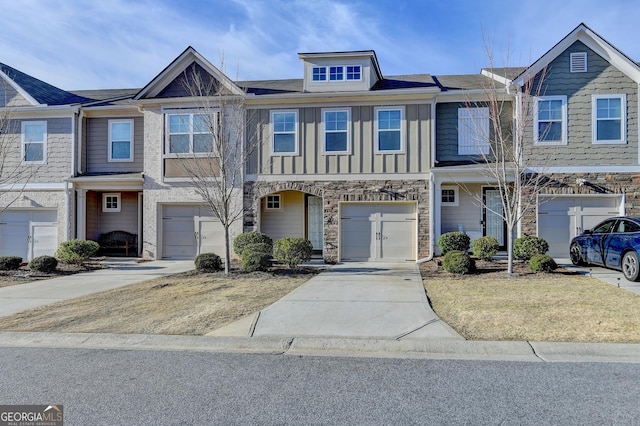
<box><xmin>622</xmin><ymin>251</ymin><xmax>640</xmax><ymax>282</ymax></box>
<box><xmin>570</xmin><ymin>242</ymin><xmax>586</xmax><ymax>266</ymax></box>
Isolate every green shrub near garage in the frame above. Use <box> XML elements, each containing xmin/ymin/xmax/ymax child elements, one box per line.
<box><xmin>442</xmin><ymin>250</ymin><xmax>476</xmax><ymax>275</ymax></box>
<box><xmin>273</xmin><ymin>237</ymin><xmax>313</xmax><ymax>268</ymax></box>
<box><xmin>55</xmin><ymin>239</ymin><xmax>100</xmax><ymax>264</ymax></box>
<box><xmin>0</xmin><ymin>256</ymin><xmax>22</xmax><ymax>271</ymax></box>
<box><xmin>438</xmin><ymin>232</ymin><xmax>471</xmax><ymax>255</ymax></box>
<box><xmin>194</xmin><ymin>253</ymin><xmax>223</xmax><ymax>272</ymax></box>
<box><xmin>472</xmin><ymin>236</ymin><xmax>499</xmax><ymax>261</ymax></box>
<box><xmin>28</xmin><ymin>255</ymin><xmax>58</xmax><ymax>273</ymax></box>
<box><xmin>514</xmin><ymin>236</ymin><xmax>549</xmax><ymax>260</ymax></box>
<box><xmin>529</xmin><ymin>254</ymin><xmax>558</xmax><ymax>272</ymax></box>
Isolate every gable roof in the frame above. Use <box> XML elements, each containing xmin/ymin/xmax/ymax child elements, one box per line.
<box><xmin>134</xmin><ymin>46</ymin><xmax>245</xmax><ymax>100</ymax></box>
<box><xmin>514</xmin><ymin>23</ymin><xmax>640</xmax><ymax>86</ymax></box>
<box><xmin>0</xmin><ymin>63</ymin><xmax>92</xmax><ymax>106</ymax></box>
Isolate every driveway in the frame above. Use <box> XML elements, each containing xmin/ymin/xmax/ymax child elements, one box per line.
<box><xmin>557</xmin><ymin>258</ymin><xmax>640</xmax><ymax>295</ymax></box>
<box><xmin>213</xmin><ymin>262</ymin><xmax>462</xmax><ymax>340</ymax></box>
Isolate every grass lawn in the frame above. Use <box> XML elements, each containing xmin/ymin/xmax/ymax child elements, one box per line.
<box><xmin>422</xmin><ymin>261</ymin><xmax>640</xmax><ymax>343</ymax></box>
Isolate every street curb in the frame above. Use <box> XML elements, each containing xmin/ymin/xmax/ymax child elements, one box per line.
<box><xmin>1</xmin><ymin>332</ymin><xmax>639</xmax><ymax>363</ymax></box>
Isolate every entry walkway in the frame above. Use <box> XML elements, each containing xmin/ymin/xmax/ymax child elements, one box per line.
<box><xmin>211</xmin><ymin>262</ymin><xmax>463</xmax><ymax>340</ymax></box>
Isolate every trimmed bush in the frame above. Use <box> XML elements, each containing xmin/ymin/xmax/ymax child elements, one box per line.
<box><xmin>194</xmin><ymin>253</ymin><xmax>223</xmax><ymax>272</ymax></box>
<box><xmin>442</xmin><ymin>250</ymin><xmax>476</xmax><ymax>275</ymax></box>
<box><xmin>273</xmin><ymin>237</ymin><xmax>313</xmax><ymax>268</ymax></box>
<box><xmin>0</xmin><ymin>256</ymin><xmax>22</xmax><ymax>271</ymax></box>
<box><xmin>472</xmin><ymin>236</ymin><xmax>499</xmax><ymax>261</ymax></box>
<box><xmin>438</xmin><ymin>232</ymin><xmax>471</xmax><ymax>255</ymax></box>
<box><xmin>233</xmin><ymin>232</ymin><xmax>273</xmax><ymax>257</ymax></box>
<box><xmin>55</xmin><ymin>239</ymin><xmax>100</xmax><ymax>264</ymax></box>
<box><xmin>240</xmin><ymin>242</ymin><xmax>272</xmax><ymax>272</ymax></box>
<box><xmin>514</xmin><ymin>236</ymin><xmax>549</xmax><ymax>260</ymax></box>
<box><xmin>529</xmin><ymin>254</ymin><xmax>558</xmax><ymax>272</ymax></box>
<box><xmin>28</xmin><ymin>255</ymin><xmax>58</xmax><ymax>273</ymax></box>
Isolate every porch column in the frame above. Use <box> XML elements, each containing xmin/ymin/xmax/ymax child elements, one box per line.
<box><xmin>76</xmin><ymin>189</ymin><xmax>87</xmax><ymax>240</ymax></box>
<box><xmin>434</xmin><ymin>179</ymin><xmax>442</xmax><ymax>253</ymax></box>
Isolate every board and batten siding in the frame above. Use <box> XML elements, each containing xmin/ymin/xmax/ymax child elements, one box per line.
<box><xmin>85</xmin><ymin>117</ymin><xmax>145</xmax><ymax>174</ymax></box>
<box><xmin>526</xmin><ymin>40</ymin><xmax>639</xmax><ymax>166</ymax></box>
<box><xmin>247</xmin><ymin>104</ymin><xmax>431</xmax><ymax>175</ymax></box>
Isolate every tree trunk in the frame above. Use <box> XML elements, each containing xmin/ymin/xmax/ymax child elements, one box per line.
<box><xmin>224</xmin><ymin>225</ymin><xmax>231</xmax><ymax>275</ymax></box>
<box><xmin>506</xmin><ymin>228</ymin><xmax>514</xmax><ymax>275</ymax></box>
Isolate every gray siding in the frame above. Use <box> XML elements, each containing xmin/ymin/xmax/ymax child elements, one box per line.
<box><xmin>0</xmin><ymin>84</ymin><xmax>31</xmax><ymax>107</ymax></box>
<box><xmin>97</xmin><ymin>191</ymin><xmax>139</xmax><ymax>235</ymax></box>
<box><xmin>526</xmin><ymin>41</ymin><xmax>639</xmax><ymax>165</ymax></box>
<box><xmin>85</xmin><ymin>117</ymin><xmax>144</xmax><ymax>174</ymax></box>
<box><xmin>247</xmin><ymin>104</ymin><xmax>431</xmax><ymax>175</ymax></box>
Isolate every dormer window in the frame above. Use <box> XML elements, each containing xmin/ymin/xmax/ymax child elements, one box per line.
<box><xmin>329</xmin><ymin>66</ymin><xmax>344</xmax><ymax>81</ymax></box>
<box><xmin>311</xmin><ymin>65</ymin><xmax>362</xmax><ymax>82</ymax></box>
<box><xmin>312</xmin><ymin>67</ymin><xmax>326</xmax><ymax>81</ymax></box>
<box><xmin>346</xmin><ymin>66</ymin><xmax>361</xmax><ymax>80</ymax></box>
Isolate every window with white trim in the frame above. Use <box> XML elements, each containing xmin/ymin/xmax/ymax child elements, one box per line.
<box><xmin>534</xmin><ymin>96</ymin><xmax>567</xmax><ymax>145</ymax></box>
<box><xmin>103</xmin><ymin>193</ymin><xmax>121</xmax><ymax>212</ymax></box>
<box><xmin>375</xmin><ymin>107</ymin><xmax>404</xmax><ymax>153</ymax></box>
<box><xmin>166</xmin><ymin>112</ymin><xmax>214</xmax><ymax>155</ymax></box>
<box><xmin>346</xmin><ymin>65</ymin><xmax>361</xmax><ymax>81</ymax></box>
<box><xmin>458</xmin><ymin>107</ymin><xmax>489</xmax><ymax>155</ymax></box>
<box><xmin>21</xmin><ymin>121</ymin><xmax>47</xmax><ymax>164</ymax></box>
<box><xmin>108</xmin><ymin>119</ymin><xmax>134</xmax><ymax>162</ymax></box>
<box><xmin>570</xmin><ymin>52</ymin><xmax>587</xmax><ymax>72</ymax></box>
<box><xmin>266</xmin><ymin>194</ymin><xmax>281</xmax><ymax>210</ymax></box>
<box><xmin>322</xmin><ymin>108</ymin><xmax>350</xmax><ymax>153</ymax></box>
<box><xmin>312</xmin><ymin>67</ymin><xmax>327</xmax><ymax>81</ymax></box>
<box><xmin>592</xmin><ymin>94</ymin><xmax>626</xmax><ymax>144</ymax></box>
<box><xmin>329</xmin><ymin>66</ymin><xmax>344</xmax><ymax>81</ymax></box>
<box><xmin>270</xmin><ymin>110</ymin><xmax>298</xmax><ymax>155</ymax></box>
<box><xmin>311</xmin><ymin>65</ymin><xmax>361</xmax><ymax>82</ymax></box>
<box><xmin>441</xmin><ymin>186</ymin><xmax>459</xmax><ymax>206</ymax></box>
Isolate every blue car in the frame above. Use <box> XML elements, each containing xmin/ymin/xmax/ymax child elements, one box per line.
<box><xmin>570</xmin><ymin>216</ymin><xmax>640</xmax><ymax>281</ymax></box>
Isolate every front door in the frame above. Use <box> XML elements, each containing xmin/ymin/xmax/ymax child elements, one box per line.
<box><xmin>483</xmin><ymin>188</ymin><xmax>507</xmax><ymax>250</ymax></box>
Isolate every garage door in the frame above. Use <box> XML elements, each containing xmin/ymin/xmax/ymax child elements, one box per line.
<box><xmin>0</xmin><ymin>210</ymin><xmax>58</xmax><ymax>261</ymax></box>
<box><xmin>162</xmin><ymin>205</ymin><xmax>225</xmax><ymax>259</ymax></box>
<box><xmin>340</xmin><ymin>203</ymin><xmax>416</xmax><ymax>262</ymax></box>
<box><xmin>538</xmin><ymin>196</ymin><xmax>621</xmax><ymax>258</ymax></box>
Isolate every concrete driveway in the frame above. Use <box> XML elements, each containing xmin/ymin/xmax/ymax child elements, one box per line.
<box><xmin>557</xmin><ymin>258</ymin><xmax>640</xmax><ymax>295</ymax></box>
<box><xmin>214</xmin><ymin>262</ymin><xmax>462</xmax><ymax>340</ymax></box>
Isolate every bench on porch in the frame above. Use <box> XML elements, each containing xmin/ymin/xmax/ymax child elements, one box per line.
<box><xmin>99</xmin><ymin>230</ymin><xmax>138</xmax><ymax>257</ymax></box>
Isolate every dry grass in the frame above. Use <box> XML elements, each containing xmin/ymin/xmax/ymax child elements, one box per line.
<box><xmin>0</xmin><ymin>269</ymin><xmax>316</xmax><ymax>335</ymax></box>
<box><xmin>421</xmin><ymin>260</ymin><xmax>640</xmax><ymax>343</ymax></box>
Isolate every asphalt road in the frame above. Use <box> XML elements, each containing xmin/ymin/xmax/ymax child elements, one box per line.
<box><xmin>1</xmin><ymin>347</ymin><xmax>639</xmax><ymax>425</ymax></box>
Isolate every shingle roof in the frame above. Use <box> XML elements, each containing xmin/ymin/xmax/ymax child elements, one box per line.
<box><xmin>0</xmin><ymin>63</ymin><xmax>93</xmax><ymax>106</ymax></box>
<box><xmin>434</xmin><ymin>74</ymin><xmax>506</xmax><ymax>91</ymax></box>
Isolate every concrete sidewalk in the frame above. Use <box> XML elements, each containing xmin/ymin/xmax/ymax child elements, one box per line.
<box><xmin>209</xmin><ymin>262</ymin><xmax>463</xmax><ymax>340</ymax></box>
<box><xmin>0</xmin><ymin>259</ymin><xmax>194</xmax><ymax>317</ymax></box>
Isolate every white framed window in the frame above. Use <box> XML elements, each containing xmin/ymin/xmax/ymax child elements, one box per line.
<box><xmin>103</xmin><ymin>193</ymin><xmax>121</xmax><ymax>212</ymax></box>
<box><xmin>570</xmin><ymin>52</ymin><xmax>587</xmax><ymax>73</ymax></box>
<box><xmin>329</xmin><ymin>66</ymin><xmax>344</xmax><ymax>81</ymax></box>
<box><xmin>441</xmin><ymin>186</ymin><xmax>459</xmax><ymax>206</ymax></box>
<box><xmin>21</xmin><ymin>121</ymin><xmax>47</xmax><ymax>164</ymax></box>
<box><xmin>322</xmin><ymin>108</ymin><xmax>350</xmax><ymax>154</ymax></box>
<box><xmin>592</xmin><ymin>94</ymin><xmax>626</xmax><ymax>144</ymax></box>
<box><xmin>374</xmin><ymin>107</ymin><xmax>405</xmax><ymax>153</ymax></box>
<box><xmin>458</xmin><ymin>107</ymin><xmax>489</xmax><ymax>155</ymax></box>
<box><xmin>312</xmin><ymin>67</ymin><xmax>327</xmax><ymax>81</ymax></box>
<box><xmin>534</xmin><ymin>96</ymin><xmax>567</xmax><ymax>145</ymax></box>
<box><xmin>108</xmin><ymin>119</ymin><xmax>134</xmax><ymax>162</ymax></box>
<box><xmin>265</xmin><ymin>194</ymin><xmax>281</xmax><ymax>210</ymax></box>
<box><xmin>270</xmin><ymin>110</ymin><xmax>298</xmax><ymax>155</ymax></box>
<box><xmin>346</xmin><ymin>65</ymin><xmax>361</xmax><ymax>81</ymax></box>
<box><xmin>166</xmin><ymin>112</ymin><xmax>214</xmax><ymax>155</ymax></box>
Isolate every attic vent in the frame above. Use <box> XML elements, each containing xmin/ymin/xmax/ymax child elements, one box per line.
<box><xmin>570</xmin><ymin>52</ymin><xmax>587</xmax><ymax>72</ymax></box>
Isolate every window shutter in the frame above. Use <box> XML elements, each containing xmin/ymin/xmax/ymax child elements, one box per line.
<box><xmin>570</xmin><ymin>52</ymin><xmax>587</xmax><ymax>72</ymax></box>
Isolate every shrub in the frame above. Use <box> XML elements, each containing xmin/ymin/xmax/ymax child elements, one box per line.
<box><xmin>514</xmin><ymin>236</ymin><xmax>549</xmax><ymax>260</ymax></box>
<box><xmin>438</xmin><ymin>232</ymin><xmax>471</xmax><ymax>255</ymax></box>
<box><xmin>529</xmin><ymin>254</ymin><xmax>558</xmax><ymax>272</ymax></box>
<box><xmin>55</xmin><ymin>239</ymin><xmax>100</xmax><ymax>264</ymax></box>
<box><xmin>233</xmin><ymin>232</ymin><xmax>273</xmax><ymax>257</ymax></box>
<box><xmin>471</xmin><ymin>236</ymin><xmax>499</xmax><ymax>261</ymax></box>
<box><xmin>240</xmin><ymin>242</ymin><xmax>272</xmax><ymax>272</ymax></box>
<box><xmin>28</xmin><ymin>255</ymin><xmax>58</xmax><ymax>273</ymax></box>
<box><xmin>0</xmin><ymin>256</ymin><xmax>22</xmax><ymax>271</ymax></box>
<box><xmin>273</xmin><ymin>237</ymin><xmax>313</xmax><ymax>268</ymax></box>
<box><xmin>194</xmin><ymin>253</ymin><xmax>223</xmax><ymax>272</ymax></box>
<box><xmin>442</xmin><ymin>250</ymin><xmax>476</xmax><ymax>275</ymax></box>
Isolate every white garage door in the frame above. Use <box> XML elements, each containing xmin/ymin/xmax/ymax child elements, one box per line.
<box><xmin>538</xmin><ymin>196</ymin><xmax>621</xmax><ymax>258</ymax></box>
<box><xmin>340</xmin><ymin>203</ymin><xmax>416</xmax><ymax>262</ymax></box>
<box><xmin>0</xmin><ymin>210</ymin><xmax>58</xmax><ymax>261</ymax></box>
<box><xmin>162</xmin><ymin>205</ymin><xmax>225</xmax><ymax>259</ymax></box>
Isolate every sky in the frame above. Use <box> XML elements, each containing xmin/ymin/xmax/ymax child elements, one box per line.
<box><xmin>1</xmin><ymin>0</ymin><xmax>639</xmax><ymax>91</ymax></box>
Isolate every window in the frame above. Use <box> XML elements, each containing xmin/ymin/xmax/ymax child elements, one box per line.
<box><xmin>441</xmin><ymin>186</ymin><xmax>459</xmax><ymax>206</ymax></box>
<box><xmin>534</xmin><ymin>96</ymin><xmax>567</xmax><ymax>145</ymax></box>
<box><xmin>108</xmin><ymin>119</ymin><xmax>134</xmax><ymax>162</ymax></box>
<box><xmin>103</xmin><ymin>193</ymin><xmax>121</xmax><ymax>212</ymax></box>
<box><xmin>266</xmin><ymin>194</ymin><xmax>281</xmax><ymax>210</ymax></box>
<box><xmin>323</xmin><ymin>109</ymin><xmax>350</xmax><ymax>153</ymax></box>
<box><xmin>375</xmin><ymin>107</ymin><xmax>404</xmax><ymax>153</ymax></box>
<box><xmin>312</xmin><ymin>67</ymin><xmax>326</xmax><ymax>81</ymax></box>
<box><xmin>329</xmin><ymin>66</ymin><xmax>344</xmax><ymax>81</ymax></box>
<box><xmin>21</xmin><ymin>121</ymin><xmax>46</xmax><ymax>163</ymax></box>
<box><xmin>570</xmin><ymin>52</ymin><xmax>587</xmax><ymax>73</ymax></box>
<box><xmin>593</xmin><ymin>219</ymin><xmax>616</xmax><ymax>234</ymax></box>
<box><xmin>167</xmin><ymin>113</ymin><xmax>214</xmax><ymax>155</ymax></box>
<box><xmin>346</xmin><ymin>65</ymin><xmax>361</xmax><ymax>81</ymax></box>
<box><xmin>271</xmin><ymin>110</ymin><xmax>298</xmax><ymax>155</ymax></box>
<box><xmin>458</xmin><ymin>107</ymin><xmax>489</xmax><ymax>155</ymax></box>
<box><xmin>592</xmin><ymin>94</ymin><xmax>626</xmax><ymax>144</ymax></box>
<box><xmin>616</xmin><ymin>219</ymin><xmax>640</xmax><ymax>233</ymax></box>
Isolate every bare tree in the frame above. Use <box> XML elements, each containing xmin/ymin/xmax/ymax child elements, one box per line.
<box><xmin>171</xmin><ymin>63</ymin><xmax>256</xmax><ymax>274</ymax></box>
<box><xmin>458</xmin><ymin>41</ymin><xmax>553</xmax><ymax>274</ymax></box>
